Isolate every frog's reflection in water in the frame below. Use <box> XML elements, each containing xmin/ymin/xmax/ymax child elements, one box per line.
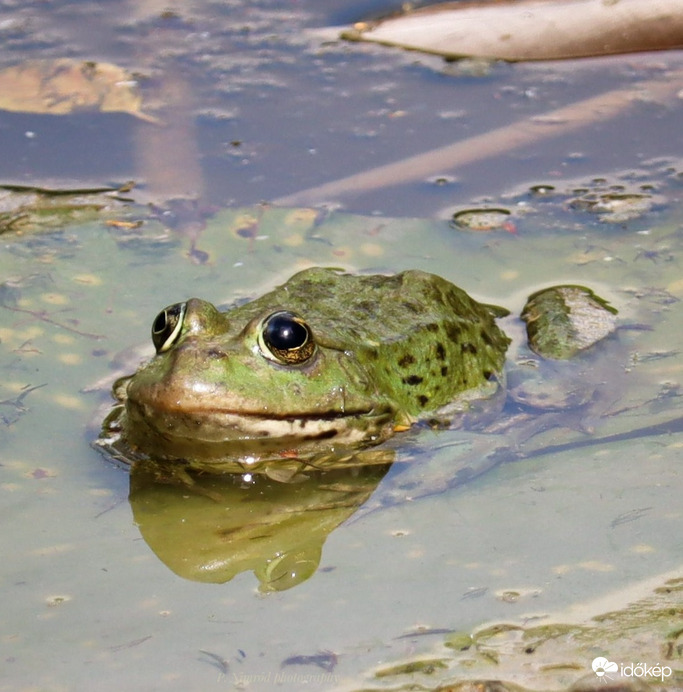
<box><xmin>128</xmin><ymin>454</ymin><xmax>394</xmax><ymax>591</ymax></box>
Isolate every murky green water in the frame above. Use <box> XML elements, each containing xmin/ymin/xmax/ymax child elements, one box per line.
<box><xmin>1</xmin><ymin>1</ymin><xmax>682</xmax><ymax>690</ymax></box>
<box><xmin>2</xmin><ymin>199</ymin><xmax>682</xmax><ymax>690</ymax></box>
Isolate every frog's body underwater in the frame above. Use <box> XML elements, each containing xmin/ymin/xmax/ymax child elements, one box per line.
<box><xmin>100</xmin><ymin>267</ymin><xmax>615</xmax><ymax>474</ymax></box>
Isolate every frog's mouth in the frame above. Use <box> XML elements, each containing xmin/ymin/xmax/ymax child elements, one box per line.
<box><xmin>123</xmin><ymin>398</ymin><xmax>398</xmax><ymax>463</ymax></box>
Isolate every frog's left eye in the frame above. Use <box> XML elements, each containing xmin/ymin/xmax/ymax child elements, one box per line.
<box><xmin>259</xmin><ymin>311</ymin><xmax>316</xmax><ymax>365</ymax></box>
<box><xmin>152</xmin><ymin>302</ymin><xmax>187</xmax><ymax>353</ymax></box>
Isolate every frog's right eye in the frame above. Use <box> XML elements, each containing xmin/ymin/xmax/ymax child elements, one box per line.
<box><xmin>152</xmin><ymin>302</ymin><xmax>187</xmax><ymax>353</ymax></box>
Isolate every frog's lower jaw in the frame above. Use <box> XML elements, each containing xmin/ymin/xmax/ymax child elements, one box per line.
<box><xmin>122</xmin><ymin>399</ymin><xmax>397</xmax><ymax>467</ymax></box>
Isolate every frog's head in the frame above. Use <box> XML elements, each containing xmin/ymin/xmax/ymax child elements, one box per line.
<box><xmin>121</xmin><ymin>298</ymin><xmax>395</xmax><ymax>464</ymax></box>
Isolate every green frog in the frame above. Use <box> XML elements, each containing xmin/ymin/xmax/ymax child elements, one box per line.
<box><xmin>98</xmin><ymin>267</ymin><xmax>616</xmax><ymax>475</ymax></box>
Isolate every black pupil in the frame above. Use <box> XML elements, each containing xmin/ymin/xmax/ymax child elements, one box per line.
<box><xmin>152</xmin><ymin>310</ymin><xmax>169</xmax><ymax>335</ymax></box>
<box><xmin>264</xmin><ymin>313</ymin><xmax>308</xmax><ymax>351</ymax></box>
<box><xmin>152</xmin><ymin>303</ymin><xmax>184</xmax><ymax>352</ymax></box>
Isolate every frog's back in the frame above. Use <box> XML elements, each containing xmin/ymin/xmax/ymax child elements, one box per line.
<box><xmin>269</xmin><ymin>268</ymin><xmax>511</xmax><ymax>418</ymax></box>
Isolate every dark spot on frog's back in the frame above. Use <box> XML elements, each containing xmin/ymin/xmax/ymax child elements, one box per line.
<box><xmin>461</xmin><ymin>342</ymin><xmax>478</xmax><ymax>355</ymax></box>
<box><xmin>366</xmin><ymin>273</ymin><xmax>402</xmax><ymax>290</ymax></box>
<box><xmin>444</xmin><ymin>322</ymin><xmax>460</xmax><ymax>342</ymax></box>
<box><xmin>354</xmin><ymin>300</ymin><xmax>376</xmax><ymax>316</ymax></box>
<box><xmin>425</xmin><ymin>323</ymin><xmax>440</xmax><ymax>333</ymax></box>
<box><xmin>417</xmin><ymin>394</ymin><xmax>429</xmax><ymax>406</ymax></box>
<box><xmin>398</xmin><ymin>354</ymin><xmax>416</xmax><ymax>368</ymax></box>
<box><xmin>299</xmin><ymin>277</ymin><xmax>335</xmax><ymax>300</ymax></box>
<box><xmin>435</xmin><ymin>343</ymin><xmax>446</xmax><ymax>360</ymax></box>
<box><xmin>402</xmin><ymin>301</ymin><xmax>421</xmax><ymax>314</ymax></box>
<box><xmin>481</xmin><ymin>330</ymin><xmax>495</xmax><ymax>346</ymax></box>
<box><xmin>417</xmin><ymin>280</ymin><xmax>447</xmax><ymax>306</ymax></box>
<box><xmin>402</xmin><ymin>375</ymin><xmax>423</xmax><ymax>385</ymax></box>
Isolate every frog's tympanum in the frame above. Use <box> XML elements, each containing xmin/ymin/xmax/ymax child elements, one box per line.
<box><xmin>98</xmin><ymin>267</ymin><xmax>616</xmax><ymax>475</ymax></box>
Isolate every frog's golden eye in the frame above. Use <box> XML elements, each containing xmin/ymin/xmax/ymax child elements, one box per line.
<box><xmin>259</xmin><ymin>311</ymin><xmax>316</xmax><ymax>365</ymax></box>
<box><xmin>152</xmin><ymin>302</ymin><xmax>187</xmax><ymax>354</ymax></box>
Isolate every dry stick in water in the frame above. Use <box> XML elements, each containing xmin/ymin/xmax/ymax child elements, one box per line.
<box><xmin>275</xmin><ymin>71</ymin><xmax>683</xmax><ymax>207</ymax></box>
<box><xmin>342</xmin><ymin>0</ymin><xmax>683</xmax><ymax>62</ymax></box>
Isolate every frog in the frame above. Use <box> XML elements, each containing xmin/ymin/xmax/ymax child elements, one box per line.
<box><xmin>96</xmin><ymin>267</ymin><xmax>617</xmax><ymax>476</ymax></box>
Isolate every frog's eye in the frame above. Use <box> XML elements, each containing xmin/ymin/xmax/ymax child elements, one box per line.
<box><xmin>259</xmin><ymin>311</ymin><xmax>316</xmax><ymax>365</ymax></box>
<box><xmin>152</xmin><ymin>302</ymin><xmax>187</xmax><ymax>353</ymax></box>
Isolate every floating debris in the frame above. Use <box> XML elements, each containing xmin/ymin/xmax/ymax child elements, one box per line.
<box><xmin>522</xmin><ymin>285</ymin><xmax>618</xmax><ymax>360</ymax></box>
<box><xmin>568</xmin><ymin>191</ymin><xmax>656</xmax><ymax>223</ymax></box>
<box><xmin>341</xmin><ymin>0</ymin><xmax>683</xmax><ymax>62</ymax></box>
<box><xmin>0</xmin><ymin>183</ymin><xmax>131</xmax><ymax>236</ymax></box>
<box><xmin>450</xmin><ymin>207</ymin><xmax>513</xmax><ymax>232</ymax></box>
<box><xmin>0</xmin><ymin>59</ymin><xmax>158</xmax><ymax>122</ymax></box>
<box><xmin>281</xmin><ymin>650</ymin><xmax>338</xmax><ymax>673</ymax></box>
<box><xmin>528</xmin><ymin>184</ymin><xmax>556</xmax><ymax>197</ymax></box>
<box><xmin>374</xmin><ymin>657</ymin><xmax>449</xmax><ymax>678</ymax></box>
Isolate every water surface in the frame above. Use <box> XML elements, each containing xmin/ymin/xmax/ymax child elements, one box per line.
<box><xmin>1</xmin><ymin>1</ymin><xmax>682</xmax><ymax>690</ymax></box>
